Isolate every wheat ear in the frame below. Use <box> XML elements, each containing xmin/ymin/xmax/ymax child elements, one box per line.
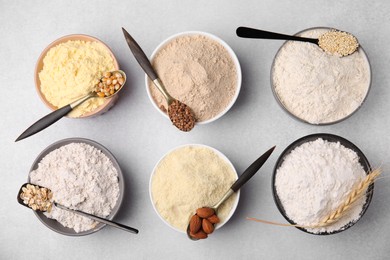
<box><xmin>247</xmin><ymin>168</ymin><xmax>381</xmax><ymax>229</ymax></box>
<box><xmin>311</xmin><ymin>168</ymin><xmax>381</xmax><ymax>228</ymax></box>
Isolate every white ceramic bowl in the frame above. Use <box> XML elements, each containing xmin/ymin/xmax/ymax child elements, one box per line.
<box><xmin>145</xmin><ymin>31</ymin><xmax>242</xmax><ymax>125</ymax></box>
<box><xmin>149</xmin><ymin>144</ymin><xmax>240</xmax><ymax>234</ymax></box>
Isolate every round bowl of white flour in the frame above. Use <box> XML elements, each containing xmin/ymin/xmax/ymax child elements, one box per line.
<box><xmin>149</xmin><ymin>144</ymin><xmax>240</xmax><ymax>234</ymax></box>
<box><xmin>271</xmin><ymin>27</ymin><xmax>371</xmax><ymax>125</ymax></box>
<box><xmin>28</xmin><ymin>138</ymin><xmax>124</xmax><ymax>236</ymax></box>
<box><xmin>272</xmin><ymin>133</ymin><xmax>373</xmax><ymax>235</ymax></box>
<box><xmin>146</xmin><ymin>31</ymin><xmax>242</xmax><ymax>125</ymax></box>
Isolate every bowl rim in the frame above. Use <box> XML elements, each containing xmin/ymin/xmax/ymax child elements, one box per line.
<box><xmin>271</xmin><ymin>133</ymin><xmax>373</xmax><ymax>235</ymax></box>
<box><xmin>34</xmin><ymin>34</ymin><xmax>120</xmax><ymax>118</ymax></box>
<box><xmin>28</xmin><ymin>137</ymin><xmax>125</xmax><ymax>236</ymax></box>
<box><xmin>270</xmin><ymin>26</ymin><xmax>372</xmax><ymax>125</ymax></box>
<box><xmin>145</xmin><ymin>31</ymin><xmax>242</xmax><ymax>125</ymax></box>
<box><xmin>149</xmin><ymin>143</ymin><xmax>240</xmax><ymax>234</ymax></box>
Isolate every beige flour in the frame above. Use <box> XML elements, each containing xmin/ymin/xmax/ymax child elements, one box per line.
<box><xmin>151</xmin><ymin>146</ymin><xmax>237</xmax><ymax>231</ymax></box>
<box><xmin>272</xmin><ymin>28</ymin><xmax>370</xmax><ymax>124</ymax></box>
<box><xmin>39</xmin><ymin>40</ymin><xmax>115</xmax><ymax>117</ymax></box>
<box><xmin>148</xmin><ymin>34</ymin><xmax>237</xmax><ymax>122</ymax></box>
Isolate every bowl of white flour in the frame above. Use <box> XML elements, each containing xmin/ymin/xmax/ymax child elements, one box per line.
<box><xmin>28</xmin><ymin>138</ymin><xmax>124</xmax><ymax>236</ymax></box>
<box><xmin>271</xmin><ymin>27</ymin><xmax>371</xmax><ymax>125</ymax></box>
<box><xmin>272</xmin><ymin>133</ymin><xmax>373</xmax><ymax>235</ymax></box>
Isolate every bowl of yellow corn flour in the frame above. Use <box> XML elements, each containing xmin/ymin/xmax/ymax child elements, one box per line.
<box><xmin>35</xmin><ymin>34</ymin><xmax>120</xmax><ymax>118</ymax></box>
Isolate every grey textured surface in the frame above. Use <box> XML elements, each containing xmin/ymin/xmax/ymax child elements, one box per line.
<box><xmin>1</xmin><ymin>1</ymin><xmax>389</xmax><ymax>259</ymax></box>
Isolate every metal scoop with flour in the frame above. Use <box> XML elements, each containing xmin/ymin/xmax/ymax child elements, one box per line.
<box><xmin>122</xmin><ymin>27</ymin><xmax>196</xmax><ymax>132</ymax></box>
<box><xmin>17</xmin><ymin>183</ymin><xmax>138</xmax><ymax>234</ymax></box>
<box><xmin>236</xmin><ymin>27</ymin><xmax>359</xmax><ymax>56</ymax></box>
<box><xmin>15</xmin><ymin>70</ymin><xmax>126</xmax><ymax>142</ymax></box>
<box><xmin>186</xmin><ymin>146</ymin><xmax>275</xmax><ymax>241</ymax></box>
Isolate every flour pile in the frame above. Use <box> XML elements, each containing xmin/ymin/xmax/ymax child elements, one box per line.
<box><xmin>30</xmin><ymin>142</ymin><xmax>120</xmax><ymax>233</ymax></box>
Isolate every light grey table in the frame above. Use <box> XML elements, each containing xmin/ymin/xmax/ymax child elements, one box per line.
<box><xmin>1</xmin><ymin>1</ymin><xmax>389</xmax><ymax>259</ymax></box>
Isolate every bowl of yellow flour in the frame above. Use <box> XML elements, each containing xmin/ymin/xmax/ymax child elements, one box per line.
<box><xmin>35</xmin><ymin>34</ymin><xmax>119</xmax><ymax>118</ymax></box>
<box><xmin>149</xmin><ymin>144</ymin><xmax>240</xmax><ymax>234</ymax></box>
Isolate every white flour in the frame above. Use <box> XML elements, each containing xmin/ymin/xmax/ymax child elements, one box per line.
<box><xmin>275</xmin><ymin>138</ymin><xmax>367</xmax><ymax>233</ymax></box>
<box><xmin>272</xmin><ymin>28</ymin><xmax>370</xmax><ymax>124</ymax></box>
<box><xmin>30</xmin><ymin>143</ymin><xmax>120</xmax><ymax>233</ymax></box>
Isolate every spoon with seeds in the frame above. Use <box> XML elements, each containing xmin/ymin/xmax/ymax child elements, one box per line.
<box><xmin>17</xmin><ymin>183</ymin><xmax>139</xmax><ymax>234</ymax></box>
<box><xmin>186</xmin><ymin>146</ymin><xmax>275</xmax><ymax>240</ymax></box>
<box><xmin>122</xmin><ymin>27</ymin><xmax>195</xmax><ymax>132</ymax></box>
<box><xmin>236</xmin><ymin>27</ymin><xmax>359</xmax><ymax>56</ymax></box>
<box><xmin>15</xmin><ymin>70</ymin><xmax>126</xmax><ymax>142</ymax></box>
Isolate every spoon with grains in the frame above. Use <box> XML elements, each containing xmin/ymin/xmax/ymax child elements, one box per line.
<box><xmin>15</xmin><ymin>70</ymin><xmax>126</xmax><ymax>142</ymax></box>
<box><xmin>236</xmin><ymin>27</ymin><xmax>359</xmax><ymax>57</ymax></box>
<box><xmin>17</xmin><ymin>183</ymin><xmax>139</xmax><ymax>234</ymax></box>
<box><xmin>122</xmin><ymin>27</ymin><xmax>195</xmax><ymax>132</ymax></box>
<box><xmin>187</xmin><ymin>146</ymin><xmax>276</xmax><ymax>240</ymax></box>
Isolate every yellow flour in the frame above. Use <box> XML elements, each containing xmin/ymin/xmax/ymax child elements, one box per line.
<box><xmin>151</xmin><ymin>146</ymin><xmax>237</xmax><ymax>231</ymax></box>
<box><xmin>39</xmin><ymin>40</ymin><xmax>115</xmax><ymax>117</ymax></box>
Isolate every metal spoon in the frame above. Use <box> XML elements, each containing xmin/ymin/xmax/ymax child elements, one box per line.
<box><xmin>122</xmin><ymin>27</ymin><xmax>195</xmax><ymax>132</ymax></box>
<box><xmin>17</xmin><ymin>183</ymin><xmax>138</xmax><ymax>234</ymax></box>
<box><xmin>15</xmin><ymin>70</ymin><xmax>126</xmax><ymax>142</ymax></box>
<box><xmin>236</xmin><ymin>27</ymin><xmax>358</xmax><ymax>56</ymax></box>
<box><xmin>186</xmin><ymin>146</ymin><xmax>276</xmax><ymax>241</ymax></box>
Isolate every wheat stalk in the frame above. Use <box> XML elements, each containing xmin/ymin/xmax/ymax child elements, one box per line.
<box><xmin>311</xmin><ymin>168</ymin><xmax>381</xmax><ymax>228</ymax></box>
<box><xmin>246</xmin><ymin>218</ymin><xmax>303</xmax><ymax>227</ymax></box>
<box><xmin>247</xmin><ymin>168</ymin><xmax>381</xmax><ymax>229</ymax></box>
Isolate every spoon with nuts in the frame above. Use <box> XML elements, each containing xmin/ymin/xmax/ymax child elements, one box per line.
<box><xmin>187</xmin><ymin>146</ymin><xmax>276</xmax><ymax>240</ymax></box>
<box><xmin>236</xmin><ymin>27</ymin><xmax>359</xmax><ymax>57</ymax></box>
<box><xmin>17</xmin><ymin>183</ymin><xmax>139</xmax><ymax>234</ymax></box>
<box><xmin>122</xmin><ymin>28</ymin><xmax>195</xmax><ymax>132</ymax></box>
<box><xmin>15</xmin><ymin>70</ymin><xmax>126</xmax><ymax>142</ymax></box>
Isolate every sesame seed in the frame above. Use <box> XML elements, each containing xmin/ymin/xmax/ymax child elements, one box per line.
<box><xmin>318</xmin><ymin>30</ymin><xmax>359</xmax><ymax>56</ymax></box>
